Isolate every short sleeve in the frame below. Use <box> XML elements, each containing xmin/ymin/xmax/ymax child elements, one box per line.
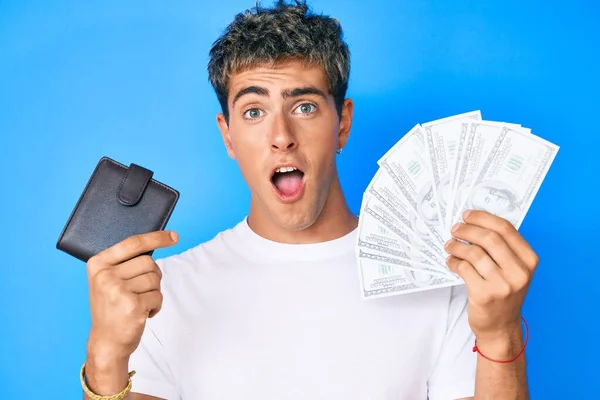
<box><xmin>427</xmin><ymin>285</ymin><xmax>477</xmax><ymax>400</ymax></box>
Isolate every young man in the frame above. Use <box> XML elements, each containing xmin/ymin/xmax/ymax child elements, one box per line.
<box><xmin>81</xmin><ymin>1</ymin><xmax>537</xmax><ymax>399</ymax></box>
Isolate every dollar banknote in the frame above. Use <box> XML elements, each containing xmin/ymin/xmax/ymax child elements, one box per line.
<box><xmin>422</xmin><ymin>110</ymin><xmax>482</xmax><ymax>234</ymax></box>
<box><xmin>376</xmin><ymin>124</ymin><xmax>446</xmax><ymax>248</ymax></box>
<box><xmin>452</xmin><ymin>126</ymin><xmax>559</xmax><ymax>229</ymax></box>
<box><xmin>445</xmin><ymin>120</ymin><xmax>530</xmax><ymax>240</ymax></box>
<box><xmin>356</xmin><ymin>193</ymin><xmax>457</xmax><ymax>279</ymax></box>
<box><xmin>357</xmin><ymin>258</ymin><xmax>462</xmax><ymax>299</ymax></box>
<box><xmin>364</xmin><ymin>168</ymin><xmax>450</xmax><ymax>268</ymax></box>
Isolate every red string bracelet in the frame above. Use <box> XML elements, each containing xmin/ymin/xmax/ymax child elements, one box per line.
<box><xmin>472</xmin><ymin>316</ymin><xmax>528</xmax><ymax>363</ymax></box>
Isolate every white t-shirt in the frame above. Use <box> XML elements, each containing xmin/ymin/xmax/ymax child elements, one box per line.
<box><xmin>129</xmin><ymin>218</ymin><xmax>476</xmax><ymax>399</ymax></box>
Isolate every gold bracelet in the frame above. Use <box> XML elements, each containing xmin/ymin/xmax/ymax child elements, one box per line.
<box><xmin>80</xmin><ymin>363</ymin><xmax>136</xmax><ymax>400</ymax></box>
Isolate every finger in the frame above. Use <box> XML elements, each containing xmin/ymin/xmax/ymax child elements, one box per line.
<box><xmin>96</xmin><ymin>231</ymin><xmax>178</xmax><ymax>266</ymax></box>
<box><xmin>125</xmin><ymin>271</ymin><xmax>161</xmax><ymax>294</ymax></box>
<box><xmin>447</xmin><ymin>256</ymin><xmax>513</xmax><ymax>306</ymax></box>
<box><xmin>446</xmin><ymin>256</ymin><xmax>486</xmax><ymax>286</ymax></box>
<box><xmin>462</xmin><ymin>209</ymin><xmax>539</xmax><ymax>269</ymax></box>
<box><xmin>451</xmin><ymin>220</ymin><xmax>533</xmax><ymax>291</ymax></box>
<box><xmin>138</xmin><ymin>290</ymin><xmax>163</xmax><ymax>318</ymax></box>
<box><xmin>115</xmin><ymin>255</ymin><xmax>162</xmax><ymax>280</ymax></box>
<box><xmin>450</xmin><ymin>221</ymin><xmax>520</xmax><ymax>271</ymax></box>
<box><xmin>445</xmin><ymin>239</ymin><xmax>503</xmax><ymax>281</ymax></box>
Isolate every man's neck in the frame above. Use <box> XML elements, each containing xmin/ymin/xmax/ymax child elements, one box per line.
<box><xmin>247</xmin><ymin>177</ymin><xmax>358</xmax><ymax>245</ymax></box>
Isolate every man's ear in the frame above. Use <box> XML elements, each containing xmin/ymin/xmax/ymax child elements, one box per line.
<box><xmin>216</xmin><ymin>113</ymin><xmax>236</xmax><ymax>159</ymax></box>
<box><xmin>337</xmin><ymin>98</ymin><xmax>354</xmax><ymax>151</ymax></box>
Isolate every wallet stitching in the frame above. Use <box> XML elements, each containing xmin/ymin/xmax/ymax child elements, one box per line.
<box><xmin>106</xmin><ymin>158</ymin><xmax>179</xmax><ymax>229</ymax></box>
<box><xmin>106</xmin><ymin>158</ymin><xmax>178</xmax><ymax>195</ymax></box>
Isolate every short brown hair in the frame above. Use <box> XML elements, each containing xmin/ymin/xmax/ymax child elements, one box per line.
<box><xmin>207</xmin><ymin>0</ymin><xmax>351</xmax><ymax>122</ymax></box>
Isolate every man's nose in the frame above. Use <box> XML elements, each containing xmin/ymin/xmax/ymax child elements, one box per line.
<box><xmin>269</xmin><ymin>113</ymin><xmax>297</xmax><ymax>152</ymax></box>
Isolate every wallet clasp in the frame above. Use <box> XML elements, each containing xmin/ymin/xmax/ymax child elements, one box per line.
<box><xmin>117</xmin><ymin>163</ymin><xmax>154</xmax><ymax>206</ymax></box>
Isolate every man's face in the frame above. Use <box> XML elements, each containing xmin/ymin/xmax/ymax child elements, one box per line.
<box><xmin>216</xmin><ymin>61</ymin><xmax>353</xmax><ymax>232</ymax></box>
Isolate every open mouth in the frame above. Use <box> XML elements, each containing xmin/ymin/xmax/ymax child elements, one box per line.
<box><xmin>270</xmin><ymin>165</ymin><xmax>305</xmax><ymax>200</ymax></box>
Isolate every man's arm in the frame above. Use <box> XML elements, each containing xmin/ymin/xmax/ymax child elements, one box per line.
<box><xmin>454</xmin><ymin>324</ymin><xmax>527</xmax><ymax>400</ymax></box>
<box><xmin>81</xmin><ymin>231</ymin><xmax>180</xmax><ymax>399</ymax></box>
<box><xmin>472</xmin><ymin>324</ymin><xmax>528</xmax><ymax>399</ymax></box>
<box><xmin>445</xmin><ymin>210</ymin><xmax>536</xmax><ymax>400</ymax></box>
<box><xmin>82</xmin><ymin>347</ymin><xmax>165</xmax><ymax>400</ymax></box>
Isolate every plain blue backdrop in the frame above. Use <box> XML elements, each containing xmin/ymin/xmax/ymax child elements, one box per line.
<box><xmin>1</xmin><ymin>0</ymin><xmax>598</xmax><ymax>398</ymax></box>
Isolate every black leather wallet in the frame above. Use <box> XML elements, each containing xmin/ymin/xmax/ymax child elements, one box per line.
<box><xmin>56</xmin><ymin>156</ymin><xmax>180</xmax><ymax>262</ymax></box>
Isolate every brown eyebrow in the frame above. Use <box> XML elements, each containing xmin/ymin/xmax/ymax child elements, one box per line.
<box><xmin>231</xmin><ymin>85</ymin><xmax>328</xmax><ymax>107</ymax></box>
<box><xmin>232</xmin><ymin>86</ymin><xmax>269</xmax><ymax>107</ymax></box>
<box><xmin>282</xmin><ymin>86</ymin><xmax>327</xmax><ymax>100</ymax></box>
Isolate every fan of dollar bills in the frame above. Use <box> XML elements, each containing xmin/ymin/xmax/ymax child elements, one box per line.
<box><xmin>356</xmin><ymin>110</ymin><xmax>559</xmax><ymax>299</ymax></box>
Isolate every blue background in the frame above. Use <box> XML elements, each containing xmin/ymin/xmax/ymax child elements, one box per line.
<box><xmin>1</xmin><ymin>0</ymin><xmax>597</xmax><ymax>398</ymax></box>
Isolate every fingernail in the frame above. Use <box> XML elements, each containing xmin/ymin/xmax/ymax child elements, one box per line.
<box><xmin>444</xmin><ymin>239</ymin><xmax>452</xmax><ymax>249</ymax></box>
<box><xmin>463</xmin><ymin>209</ymin><xmax>472</xmax><ymax>219</ymax></box>
<box><xmin>451</xmin><ymin>223</ymin><xmax>460</xmax><ymax>233</ymax></box>
<box><xmin>170</xmin><ymin>231</ymin><xmax>179</xmax><ymax>242</ymax></box>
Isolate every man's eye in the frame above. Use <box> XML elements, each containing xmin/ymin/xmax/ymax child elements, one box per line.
<box><xmin>243</xmin><ymin>108</ymin><xmax>263</xmax><ymax>119</ymax></box>
<box><xmin>294</xmin><ymin>103</ymin><xmax>316</xmax><ymax>114</ymax></box>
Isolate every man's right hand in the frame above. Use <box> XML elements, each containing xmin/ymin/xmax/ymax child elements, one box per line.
<box><xmin>83</xmin><ymin>230</ymin><xmax>178</xmax><ymax>397</ymax></box>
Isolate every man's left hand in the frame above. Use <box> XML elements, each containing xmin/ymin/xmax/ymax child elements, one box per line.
<box><xmin>444</xmin><ymin>209</ymin><xmax>538</xmax><ymax>343</ymax></box>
